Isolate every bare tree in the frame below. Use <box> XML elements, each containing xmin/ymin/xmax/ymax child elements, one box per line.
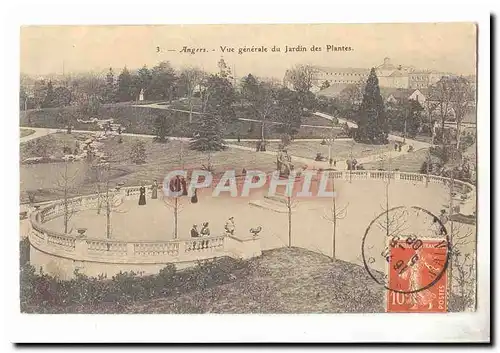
<box><xmin>449</xmin><ymin>77</ymin><xmax>474</xmax><ymax>149</ymax></box>
<box><xmin>94</xmin><ymin>162</ymin><xmax>113</xmax><ymax>238</ymax></box>
<box><xmin>164</xmin><ymin>196</ymin><xmax>183</xmax><ymax>239</ymax></box>
<box><xmin>322</xmin><ymin>121</ymin><xmax>336</xmax><ymax>163</ymax></box>
<box><xmin>428</xmin><ymin>76</ymin><xmax>472</xmax><ymax>151</ymax></box>
<box><xmin>92</xmin><ymin>161</ymin><xmax>127</xmax><ymax>239</ymax></box>
<box><xmin>285</xmin><ymin>195</ymin><xmax>298</xmax><ymax>247</ymax></box>
<box><xmin>323</xmin><ymin>175</ymin><xmax>349</xmax><ymax>261</ymax></box>
<box><xmin>56</xmin><ymin>159</ymin><xmax>80</xmax><ymax>234</ymax></box>
<box><xmin>287</xmin><ymin>64</ymin><xmax>316</xmax><ymax>93</ymax></box>
<box><xmin>180</xmin><ymin>68</ymin><xmax>205</xmax><ymax>123</ymax></box>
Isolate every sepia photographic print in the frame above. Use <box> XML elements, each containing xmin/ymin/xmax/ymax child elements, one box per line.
<box><xmin>12</xmin><ymin>16</ymin><xmax>491</xmax><ymax>343</ymax></box>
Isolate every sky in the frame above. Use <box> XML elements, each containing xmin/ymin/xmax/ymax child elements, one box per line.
<box><xmin>20</xmin><ymin>23</ymin><xmax>477</xmax><ymax>79</ymax></box>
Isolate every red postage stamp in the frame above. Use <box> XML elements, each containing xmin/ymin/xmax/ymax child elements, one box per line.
<box><xmin>386</xmin><ymin>238</ymin><xmax>449</xmax><ymax>313</ymax></box>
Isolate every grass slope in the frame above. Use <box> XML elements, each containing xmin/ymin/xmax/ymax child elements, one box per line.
<box><xmin>20</xmin><ymin>128</ymin><xmax>35</xmax><ymax>138</ymax></box>
<box><xmin>125</xmin><ymin>248</ymin><xmax>384</xmax><ymax>314</ymax></box>
<box><xmin>20</xmin><ymin>104</ymin><xmax>336</xmax><ymax>139</ymax></box>
<box><xmin>22</xmin><ymin>247</ymin><xmax>384</xmax><ymax>314</ymax></box>
<box><xmin>363</xmin><ymin>148</ymin><xmax>430</xmax><ymax>173</ymax></box>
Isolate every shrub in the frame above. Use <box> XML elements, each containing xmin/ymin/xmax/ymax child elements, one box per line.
<box><xmin>130</xmin><ymin>140</ymin><xmax>147</xmax><ymax>164</ymax></box>
<box><xmin>19</xmin><ymin>252</ymin><xmax>250</xmax><ymax>313</ymax></box>
<box><xmin>19</xmin><ymin>237</ymin><xmax>30</xmax><ymax>267</ymax></box>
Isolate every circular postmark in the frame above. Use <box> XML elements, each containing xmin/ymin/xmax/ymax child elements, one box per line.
<box><xmin>361</xmin><ymin>206</ymin><xmax>450</xmax><ymax>294</ymax></box>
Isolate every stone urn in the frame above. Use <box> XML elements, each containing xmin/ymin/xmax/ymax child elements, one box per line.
<box><xmin>77</xmin><ymin>228</ymin><xmax>87</xmax><ymax>237</ymax></box>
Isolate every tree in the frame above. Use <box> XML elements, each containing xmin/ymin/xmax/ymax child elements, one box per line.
<box><xmin>189</xmin><ymin>113</ymin><xmax>225</xmax><ymax>152</ymax></box>
<box><xmin>275</xmin><ymin>87</ymin><xmax>302</xmax><ymax>138</ymax></box>
<box><xmin>323</xmin><ymin>175</ymin><xmax>349</xmax><ymax>261</ymax></box>
<box><xmin>33</xmin><ymin>79</ymin><xmax>47</xmax><ymax>109</ymax></box>
<box><xmin>148</xmin><ymin>61</ymin><xmax>177</xmax><ymax>102</ymax></box>
<box><xmin>104</xmin><ymin>68</ymin><xmax>116</xmax><ymax>103</ymax></box>
<box><xmin>245</xmin><ymin>79</ymin><xmax>279</xmax><ymax>141</ymax></box>
<box><xmin>388</xmin><ymin>98</ymin><xmax>424</xmax><ymax>139</ymax></box>
<box><xmin>56</xmin><ymin>159</ymin><xmax>79</xmax><ymax>234</ymax></box>
<box><xmin>20</xmin><ymin>86</ymin><xmax>31</xmax><ymax>110</ymax></box>
<box><xmin>241</xmin><ymin>73</ymin><xmax>259</xmax><ymax>100</ymax></box>
<box><xmin>179</xmin><ymin>68</ymin><xmax>205</xmax><ymax>123</ymax></box>
<box><xmin>76</xmin><ymin>91</ymin><xmax>100</xmax><ymax>119</ymax></box>
<box><xmin>154</xmin><ymin>113</ymin><xmax>174</xmax><ymax>142</ymax></box>
<box><xmin>356</xmin><ymin>68</ymin><xmax>388</xmax><ymax>144</ymax></box>
<box><xmin>285</xmin><ymin>195</ymin><xmax>298</xmax><ymax>248</ymax></box>
<box><xmin>163</xmin><ymin>181</ymin><xmax>186</xmax><ymax>239</ymax></box>
<box><xmin>449</xmin><ymin>77</ymin><xmax>474</xmax><ymax>149</ymax></box>
<box><xmin>320</xmin><ymin>80</ymin><xmax>331</xmax><ymax>90</ymax></box>
<box><xmin>130</xmin><ymin>139</ymin><xmax>147</xmax><ymax>164</ymax></box>
<box><xmin>117</xmin><ymin>67</ymin><xmax>134</xmax><ymax>102</ymax></box>
<box><xmin>137</xmin><ymin>65</ymin><xmax>153</xmax><ymax>98</ymax></box>
<box><xmin>42</xmin><ymin>81</ymin><xmax>56</xmax><ymax>108</ymax></box>
<box><xmin>53</xmin><ymin>86</ymin><xmax>72</xmax><ymax>107</ymax></box>
<box><xmin>287</xmin><ymin>64</ymin><xmax>316</xmax><ymax>93</ymax></box>
<box><xmin>405</xmin><ymin>99</ymin><xmax>424</xmax><ymax>138</ymax></box>
<box><xmin>428</xmin><ymin>76</ymin><xmax>455</xmax><ymax>146</ymax></box>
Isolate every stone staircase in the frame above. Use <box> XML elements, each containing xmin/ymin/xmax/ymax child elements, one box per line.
<box><xmin>249</xmin><ymin>193</ymin><xmax>296</xmax><ymax>213</ymax></box>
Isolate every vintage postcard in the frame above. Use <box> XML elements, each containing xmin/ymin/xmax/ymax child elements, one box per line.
<box><xmin>17</xmin><ymin>22</ymin><xmax>485</xmax><ymax>340</ymax></box>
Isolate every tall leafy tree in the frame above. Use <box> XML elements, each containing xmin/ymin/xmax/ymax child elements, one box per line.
<box><xmin>154</xmin><ymin>113</ymin><xmax>174</xmax><ymax>142</ymax></box>
<box><xmin>117</xmin><ymin>67</ymin><xmax>134</xmax><ymax>102</ymax></box>
<box><xmin>42</xmin><ymin>81</ymin><xmax>56</xmax><ymax>108</ymax></box>
<box><xmin>189</xmin><ymin>112</ymin><xmax>226</xmax><ymax>152</ymax></box>
<box><xmin>148</xmin><ymin>61</ymin><xmax>177</xmax><ymax>101</ymax></box>
<box><xmin>275</xmin><ymin>87</ymin><xmax>302</xmax><ymax>137</ymax></box>
<box><xmin>405</xmin><ymin>99</ymin><xmax>424</xmax><ymax>138</ymax></box>
<box><xmin>53</xmin><ymin>86</ymin><xmax>72</xmax><ymax>107</ymax></box>
<box><xmin>244</xmin><ymin>78</ymin><xmax>279</xmax><ymax>141</ymax></box>
<box><xmin>190</xmin><ymin>74</ymin><xmax>235</xmax><ymax>152</ymax></box>
<box><xmin>33</xmin><ymin>79</ymin><xmax>48</xmax><ymax>109</ymax></box>
<box><xmin>137</xmin><ymin>65</ymin><xmax>153</xmax><ymax>97</ymax></box>
<box><xmin>105</xmin><ymin>68</ymin><xmax>116</xmax><ymax>103</ymax></box>
<box><xmin>20</xmin><ymin>86</ymin><xmax>29</xmax><ymax>110</ymax></box>
<box><xmin>241</xmin><ymin>73</ymin><xmax>259</xmax><ymax>100</ymax></box>
<box><xmin>356</xmin><ymin>68</ymin><xmax>388</xmax><ymax>144</ymax></box>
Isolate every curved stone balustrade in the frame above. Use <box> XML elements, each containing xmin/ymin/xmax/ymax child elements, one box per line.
<box><xmin>26</xmin><ymin>170</ymin><xmax>475</xmax><ymax>279</ymax></box>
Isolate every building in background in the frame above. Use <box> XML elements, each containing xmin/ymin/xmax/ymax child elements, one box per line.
<box><xmin>286</xmin><ymin>57</ymin><xmax>464</xmax><ymax>93</ymax></box>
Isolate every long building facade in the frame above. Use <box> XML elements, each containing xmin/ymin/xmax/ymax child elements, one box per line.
<box><xmin>284</xmin><ymin>57</ymin><xmax>464</xmax><ymax>92</ymax></box>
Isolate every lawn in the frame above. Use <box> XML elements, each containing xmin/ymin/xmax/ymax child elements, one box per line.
<box><xmin>20</xmin><ymin>103</ymin><xmax>339</xmax><ymax>140</ymax></box>
<box><xmin>20</xmin><ymin>132</ymin><xmax>89</xmax><ymax>161</ymax></box>
<box><xmin>362</xmin><ymin>148</ymin><xmax>430</xmax><ymax>173</ymax></box>
<box><xmin>231</xmin><ymin>140</ymin><xmax>392</xmax><ymax>161</ymax></box>
<box><xmin>19</xmin><ymin>134</ymin><xmax>277</xmax><ymax>203</ymax></box>
<box><xmin>20</xmin><ymin>128</ymin><xmax>35</xmax><ymax>138</ymax></box>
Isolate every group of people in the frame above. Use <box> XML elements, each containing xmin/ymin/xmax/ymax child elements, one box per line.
<box><xmin>190</xmin><ymin>222</ymin><xmax>211</xmax><ymax>237</ymax></box>
<box><xmin>394</xmin><ymin>142</ymin><xmax>414</xmax><ymax>153</ymax></box>
<box><xmin>137</xmin><ymin>177</ymin><xmax>199</xmax><ymax>206</ymax></box>
<box><xmin>137</xmin><ymin>180</ymin><xmax>159</xmax><ymax>206</ymax></box>
<box><xmin>189</xmin><ymin>216</ymin><xmax>235</xmax><ymax>238</ymax></box>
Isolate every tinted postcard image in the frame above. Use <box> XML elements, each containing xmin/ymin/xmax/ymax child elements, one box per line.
<box><xmin>19</xmin><ymin>23</ymin><xmax>477</xmax><ymax>315</ymax></box>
